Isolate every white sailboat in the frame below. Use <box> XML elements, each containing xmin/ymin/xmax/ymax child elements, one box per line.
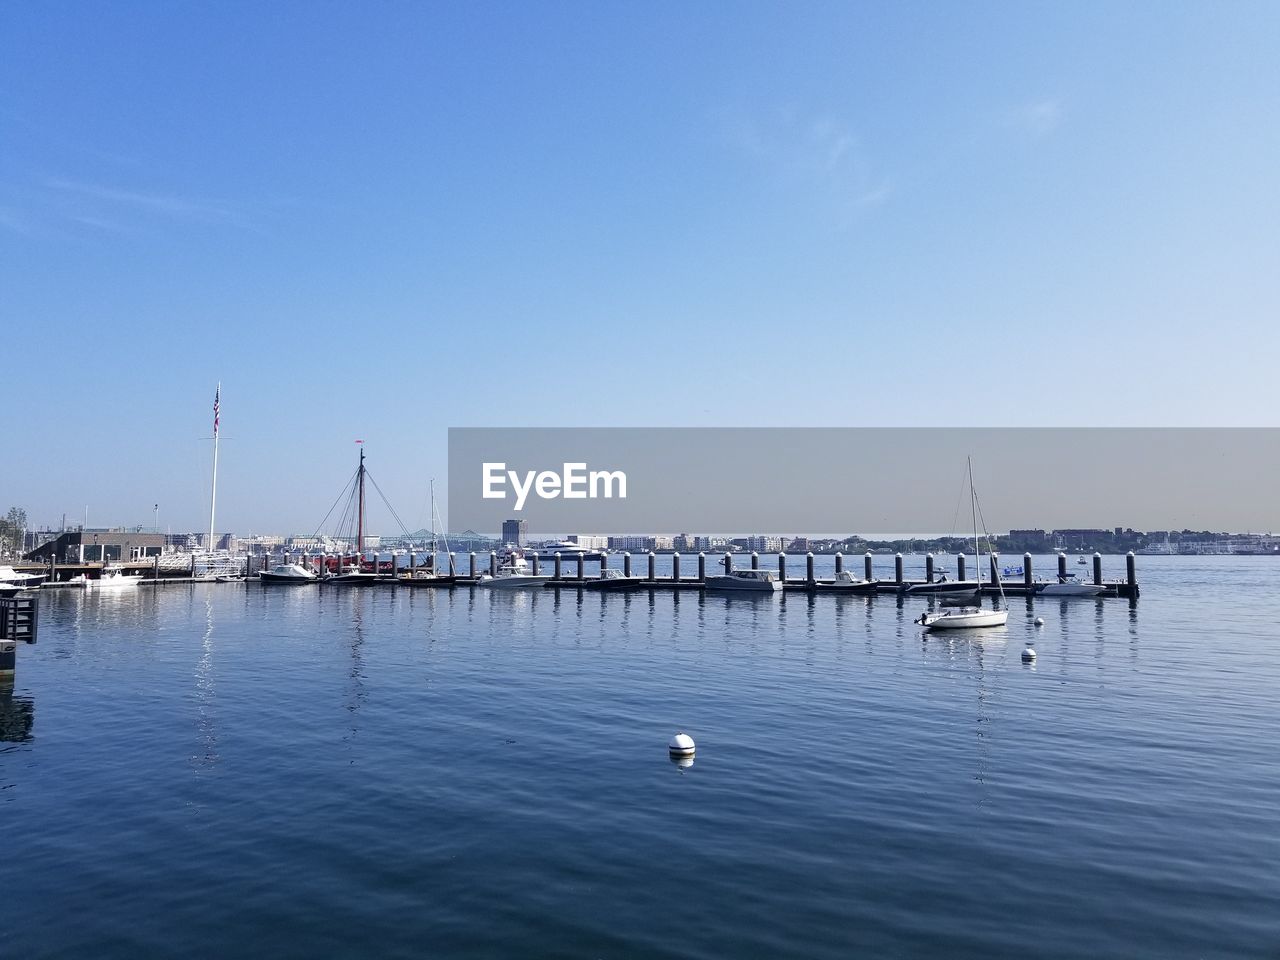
<box><xmin>918</xmin><ymin>458</ymin><xmax>1008</xmax><ymax>631</ymax></box>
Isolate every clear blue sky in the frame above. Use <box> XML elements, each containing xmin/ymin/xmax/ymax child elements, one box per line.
<box><xmin>3</xmin><ymin>2</ymin><xmax>1277</xmax><ymax>535</ymax></box>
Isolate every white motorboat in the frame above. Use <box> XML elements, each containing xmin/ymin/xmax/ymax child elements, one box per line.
<box><xmin>534</xmin><ymin>540</ymin><xmax>606</xmax><ymax>560</ymax></box>
<box><xmin>822</xmin><ymin>570</ymin><xmax>879</xmax><ymax>593</ymax></box>
<box><xmin>1077</xmin><ymin>556</ymin><xmax>1088</xmax><ymax>565</ymax></box>
<box><xmin>478</xmin><ymin>555</ymin><xmax>553</xmax><ymax>590</ymax></box>
<box><xmin>704</xmin><ymin>569</ymin><xmax>782</xmax><ymax>593</ymax></box>
<box><xmin>88</xmin><ymin>565</ymin><xmax>143</xmax><ymax>589</ymax></box>
<box><xmin>1038</xmin><ymin>577</ymin><xmax>1104</xmax><ymax>597</ymax></box>
<box><xmin>904</xmin><ymin>574</ymin><xmax>980</xmax><ymax>597</ymax></box>
<box><xmin>919</xmin><ymin>458</ymin><xmax>1008</xmax><ymax>632</ymax></box>
<box><xmin>0</xmin><ymin>565</ymin><xmax>46</xmax><ymax>588</ymax></box>
<box><xmin>260</xmin><ymin>563</ymin><xmax>318</xmax><ymax>585</ymax></box>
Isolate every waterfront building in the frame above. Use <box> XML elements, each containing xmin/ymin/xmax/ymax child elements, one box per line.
<box><xmin>502</xmin><ymin>518</ymin><xmax>527</xmax><ymax>546</ymax></box>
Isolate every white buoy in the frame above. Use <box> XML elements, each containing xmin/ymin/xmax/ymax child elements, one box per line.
<box><xmin>1034</xmin><ymin>617</ymin><xmax>1045</xmax><ymax>627</ymax></box>
<box><xmin>1022</xmin><ymin>646</ymin><xmax>1037</xmax><ymax>661</ymax></box>
<box><xmin>669</xmin><ymin>732</ymin><xmax>696</xmax><ymax>757</ymax></box>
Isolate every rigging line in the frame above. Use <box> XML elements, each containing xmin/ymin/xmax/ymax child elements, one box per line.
<box><xmin>310</xmin><ymin>466</ymin><xmax>360</xmax><ymax>543</ymax></box>
<box><xmin>365</xmin><ymin>471</ymin><xmax>413</xmax><ymax>537</ymax></box>
<box><xmin>949</xmin><ymin>461</ymin><xmax>969</xmax><ymax>539</ymax></box>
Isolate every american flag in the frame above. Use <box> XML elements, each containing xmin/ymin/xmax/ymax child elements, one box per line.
<box><xmin>213</xmin><ymin>385</ymin><xmax>221</xmax><ymax>437</ymax></box>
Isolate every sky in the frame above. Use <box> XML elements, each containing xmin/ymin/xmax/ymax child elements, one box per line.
<box><xmin>2</xmin><ymin>1</ymin><xmax>1278</xmax><ymax>536</ymax></box>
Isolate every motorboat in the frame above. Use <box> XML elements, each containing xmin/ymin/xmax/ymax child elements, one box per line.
<box><xmin>323</xmin><ymin>568</ymin><xmax>381</xmax><ymax>586</ymax></box>
<box><xmin>819</xmin><ymin>570</ymin><xmax>879</xmax><ymax>593</ymax></box>
<box><xmin>88</xmin><ymin>565</ymin><xmax>143</xmax><ymax>589</ymax></box>
<box><xmin>260</xmin><ymin>563</ymin><xmax>318</xmax><ymax>585</ymax></box>
<box><xmin>1037</xmin><ymin>577</ymin><xmax>1105</xmax><ymax>597</ymax></box>
<box><xmin>0</xmin><ymin>565</ymin><xmax>46</xmax><ymax>588</ymax></box>
<box><xmin>478</xmin><ymin>556</ymin><xmax>553</xmax><ymax>590</ymax></box>
<box><xmin>580</xmin><ymin>569</ymin><xmax>642</xmax><ymax>591</ymax></box>
<box><xmin>1077</xmin><ymin>556</ymin><xmax>1088</xmax><ymax>565</ymax></box>
<box><xmin>533</xmin><ymin>540</ymin><xmax>606</xmax><ymax>560</ymax></box>
<box><xmin>904</xmin><ymin>574</ymin><xmax>980</xmax><ymax>596</ymax></box>
<box><xmin>704</xmin><ymin>569</ymin><xmax>782</xmax><ymax>593</ymax></box>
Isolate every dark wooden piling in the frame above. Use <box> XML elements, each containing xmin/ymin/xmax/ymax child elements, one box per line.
<box><xmin>751</xmin><ymin>551</ymin><xmax>759</xmax><ymax>570</ymax></box>
<box><xmin>554</xmin><ymin>552</ymin><xmax>562</xmax><ymax>579</ymax></box>
<box><xmin>778</xmin><ymin>553</ymin><xmax>786</xmax><ymax>582</ymax></box>
<box><xmin>698</xmin><ymin>552</ymin><xmax>706</xmax><ymax>582</ymax></box>
<box><xmin>1093</xmin><ymin>553</ymin><xmax>1103</xmax><ymax>586</ymax></box>
<box><xmin>864</xmin><ymin>551</ymin><xmax>873</xmax><ymax>581</ymax></box>
<box><xmin>1023</xmin><ymin>552</ymin><xmax>1033</xmax><ymax>590</ymax></box>
<box><xmin>1058</xmin><ymin>552</ymin><xmax>1068</xmax><ymax>581</ymax></box>
<box><xmin>1127</xmin><ymin>551</ymin><xmax>1137</xmax><ymax>588</ymax></box>
<box><xmin>807</xmin><ymin>552</ymin><xmax>815</xmax><ymax>585</ymax></box>
<box><xmin>648</xmin><ymin>551</ymin><xmax>656</xmax><ymax>581</ymax></box>
<box><xmin>958</xmin><ymin>553</ymin><xmax>967</xmax><ymax>580</ymax></box>
<box><xmin>576</xmin><ymin>552</ymin><xmax>585</xmax><ymax>581</ymax></box>
<box><xmin>623</xmin><ymin>551</ymin><xmax>632</xmax><ymax>577</ymax></box>
<box><xmin>835</xmin><ymin>552</ymin><xmax>843</xmax><ymax>575</ymax></box>
<box><xmin>895</xmin><ymin>553</ymin><xmax>904</xmax><ymax>586</ymax></box>
<box><xmin>673</xmin><ymin>552</ymin><xmax>682</xmax><ymax>582</ymax></box>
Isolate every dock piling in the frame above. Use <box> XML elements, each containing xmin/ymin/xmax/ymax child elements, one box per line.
<box><xmin>990</xmin><ymin>552</ymin><xmax>999</xmax><ymax>587</ymax></box>
<box><xmin>648</xmin><ymin>552</ymin><xmax>656</xmax><ymax>581</ymax></box>
<box><xmin>724</xmin><ymin>552</ymin><xmax>733</xmax><ymax>575</ymax></box>
<box><xmin>698</xmin><ymin>552</ymin><xmax>705</xmax><ymax>582</ymax></box>
<box><xmin>925</xmin><ymin>553</ymin><xmax>934</xmax><ymax>582</ymax></box>
<box><xmin>469</xmin><ymin>552</ymin><xmax>476</xmax><ymax>579</ymax></box>
<box><xmin>1058</xmin><ymin>552</ymin><xmax>1068</xmax><ymax>581</ymax></box>
<box><xmin>1024</xmin><ymin>552</ymin><xmax>1033</xmax><ymax>590</ymax></box>
<box><xmin>1127</xmin><ymin>551</ymin><xmax>1137</xmax><ymax>589</ymax></box>
<box><xmin>778</xmin><ymin>553</ymin><xmax>786</xmax><ymax>582</ymax></box>
<box><xmin>835</xmin><ymin>552</ymin><xmax>843</xmax><ymax>575</ymax></box>
<box><xmin>599</xmin><ymin>552</ymin><xmax>607</xmax><ymax>573</ymax></box>
<box><xmin>490</xmin><ymin>551</ymin><xmax>498</xmax><ymax>578</ymax></box>
<box><xmin>554</xmin><ymin>552</ymin><xmax>562</xmax><ymax>580</ymax></box>
<box><xmin>577</xmin><ymin>552</ymin><xmax>585</xmax><ymax>581</ymax></box>
<box><xmin>864</xmin><ymin>551</ymin><xmax>873</xmax><ymax>581</ymax></box>
<box><xmin>1093</xmin><ymin>552</ymin><xmax>1103</xmax><ymax>587</ymax></box>
<box><xmin>958</xmin><ymin>553</ymin><xmax>967</xmax><ymax>580</ymax></box>
<box><xmin>807</xmin><ymin>552</ymin><xmax>815</xmax><ymax>585</ymax></box>
<box><xmin>751</xmin><ymin>551</ymin><xmax>759</xmax><ymax>570</ymax></box>
<box><xmin>895</xmin><ymin>553</ymin><xmax>904</xmax><ymax>586</ymax></box>
<box><xmin>531</xmin><ymin>553</ymin><xmax>539</xmax><ymax>576</ymax></box>
<box><xmin>673</xmin><ymin>552</ymin><xmax>681</xmax><ymax>582</ymax></box>
<box><xmin>623</xmin><ymin>552</ymin><xmax>632</xmax><ymax>577</ymax></box>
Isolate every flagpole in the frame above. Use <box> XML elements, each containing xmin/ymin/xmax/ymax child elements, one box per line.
<box><xmin>209</xmin><ymin>383</ymin><xmax>220</xmax><ymax>550</ymax></box>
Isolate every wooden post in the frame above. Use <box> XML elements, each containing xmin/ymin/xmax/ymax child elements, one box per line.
<box><xmin>673</xmin><ymin>552</ymin><xmax>681</xmax><ymax>582</ymax></box>
<box><xmin>698</xmin><ymin>552</ymin><xmax>706</xmax><ymax>582</ymax></box>
<box><xmin>777</xmin><ymin>553</ymin><xmax>786</xmax><ymax>582</ymax></box>
<box><xmin>894</xmin><ymin>553</ymin><xmax>904</xmax><ymax>586</ymax></box>
<box><xmin>554</xmin><ymin>552</ymin><xmax>562</xmax><ymax>580</ymax></box>
<box><xmin>751</xmin><ymin>551</ymin><xmax>759</xmax><ymax>570</ymax></box>
<box><xmin>469</xmin><ymin>552</ymin><xmax>476</xmax><ymax>578</ymax></box>
<box><xmin>576</xmin><ymin>552</ymin><xmax>585</xmax><ymax>581</ymax></box>
<box><xmin>1023</xmin><ymin>552</ymin><xmax>1033</xmax><ymax>591</ymax></box>
<box><xmin>1126</xmin><ymin>551</ymin><xmax>1137</xmax><ymax>590</ymax></box>
<box><xmin>806</xmin><ymin>552</ymin><xmax>815</xmax><ymax>585</ymax></box>
<box><xmin>990</xmin><ymin>552</ymin><xmax>1000</xmax><ymax>588</ymax></box>
<box><xmin>1058</xmin><ymin>552</ymin><xmax>1068</xmax><ymax>581</ymax></box>
<box><xmin>448</xmin><ymin>552</ymin><xmax>456</xmax><ymax>576</ymax></box>
<box><xmin>1093</xmin><ymin>552</ymin><xmax>1103</xmax><ymax>587</ymax></box>
<box><xmin>925</xmin><ymin>553</ymin><xmax>934</xmax><ymax>582</ymax></box>
<box><xmin>958</xmin><ymin>553</ymin><xmax>967</xmax><ymax>580</ymax></box>
<box><xmin>531</xmin><ymin>553</ymin><xmax>540</xmax><ymax>576</ymax></box>
<box><xmin>834</xmin><ymin>552</ymin><xmax>843</xmax><ymax>575</ymax></box>
<box><xmin>599</xmin><ymin>552</ymin><xmax>607</xmax><ymax>573</ymax></box>
<box><xmin>153</xmin><ymin>555</ymin><xmax>160</xmax><ymax>583</ymax></box>
<box><xmin>623</xmin><ymin>551</ymin><xmax>631</xmax><ymax>577</ymax></box>
<box><xmin>724</xmin><ymin>552</ymin><xmax>733</xmax><ymax>574</ymax></box>
<box><xmin>647</xmin><ymin>551</ymin><xmax>656</xmax><ymax>581</ymax></box>
<box><xmin>490</xmin><ymin>551</ymin><xmax>498</xmax><ymax>577</ymax></box>
<box><xmin>864</xmin><ymin>551</ymin><xmax>873</xmax><ymax>581</ymax></box>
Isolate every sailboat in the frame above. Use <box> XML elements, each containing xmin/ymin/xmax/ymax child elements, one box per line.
<box><xmin>323</xmin><ymin>445</ymin><xmax>381</xmax><ymax>586</ymax></box>
<box><xmin>399</xmin><ymin>480</ymin><xmax>456</xmax><ymax>586</ymax></box>
<box><xmin>918</xmin><ymin>458</ymin><xmax>1008</xmax><ymax>631</ymax></box>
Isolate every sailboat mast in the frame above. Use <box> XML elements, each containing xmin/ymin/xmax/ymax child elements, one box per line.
<box><xmin>969</xmin><ymin>456</ymin><xmax>981</xmax><ymax>591</ymax></box>
<box><xmin>209</xmin><ymin>383</ymin><xmax>221</xmax><ymax>550</ymax></box>
<box><xmin>357</xmin><ymin>446</ymin><xmax>366</xmax><ymax>554</ymax></box>
<box><xmin>429</xmin><ymin>478</ymin><xmax>436</xmax><ymax>553</ymax></box>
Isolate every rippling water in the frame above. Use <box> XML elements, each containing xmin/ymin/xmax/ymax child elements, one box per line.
<box><xmin>2</xmin><ymin>556</ymin><xmax>1278</xmax><ymax>958</ymax></box>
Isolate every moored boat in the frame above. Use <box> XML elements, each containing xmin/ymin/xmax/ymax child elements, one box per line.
<box><xmin>704</xmin><ymin>569</ymin><xmax>782</xmax><ymax>593</ymax></box>
<box><xmin>260</xmin><ymin>563</ymin><xmax>318</xmax><ymax>585</ymax></box>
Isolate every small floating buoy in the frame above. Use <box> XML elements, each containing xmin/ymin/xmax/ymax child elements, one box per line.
<box><xmin>1034</xmin><ymin>617</ymin><xmax>1045</xmax><ymax>627</ymax></box>
<box><xmin>669</xmin><ymin>732</ymin><xmax>696</xmax><ymax>757</ymax></box>
<box><xmin>1022</xmin><ymin>646</ymin><xmax>1037</xmax><ymax>661</ymax></box>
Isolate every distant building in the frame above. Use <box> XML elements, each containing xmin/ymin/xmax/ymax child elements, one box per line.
<box><xmin>26</xmin><ymin>529</ymin><xmax>170</xmax><ymax>563</ymax></box>
<box><xmin>502</xmin><ymin>519</ymin><xmax>527</xmax><ymax>546</ymax></box>
<box><xmin>787</xmin><ymin>537</ymin><xmax>810</xmax><ymax>553</ymax></box>
<box><xmin>568</xmin><ymin>535</ymin><xmax>609</xmax><ymax>550</ymax></box>
<box><xmin>745</xmin><ymin>535</ymin><xmax>783</xmax><ymax>553</ymax></box>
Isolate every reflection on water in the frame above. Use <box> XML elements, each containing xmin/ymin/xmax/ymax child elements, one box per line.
<box><xmin>5</xmin><ymin>558</ymin><xmax>1280</xmax><ymax>960</ymax></box>
<box><xmin>0</xmin><ymin>691</ymin><xmax>34</xmax><ymax>744</ymax></box>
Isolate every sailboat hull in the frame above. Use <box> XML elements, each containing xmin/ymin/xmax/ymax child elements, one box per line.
<box><xmin>922</xmin><ymin>608</ymin><xmax>1008</xmax><ymax>630</ymax></box>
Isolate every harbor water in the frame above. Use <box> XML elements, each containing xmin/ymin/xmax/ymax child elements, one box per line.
<box><xmin>2</xmin><ymin>555</ymin><xmax>1277</xmax><ymax>958</ymax></box>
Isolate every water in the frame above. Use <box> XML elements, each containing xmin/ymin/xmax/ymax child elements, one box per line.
<box><xmin>2</xmin><ymin>556</ymin><xmax>1278</xmax><ymax>958</ymax></box>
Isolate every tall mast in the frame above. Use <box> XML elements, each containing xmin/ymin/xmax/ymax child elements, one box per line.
<box><xmin>969</xmin><ymin>456</ymin><xmax>981</xmax><ymax>592</ymax></box>
<box><xmin>429</xmin><ymin>478</ymin><xmax>436</xmax><ymax>552</ymax></box>
<box><xmin>209</xmin><ymin>383</ymin><xmax>221</xmax><ymax>550</ymax></box>
<box><xmin>357</xmin><ymin>445</ymin><xmax>366</xmax><ymax>554</ymax></box>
